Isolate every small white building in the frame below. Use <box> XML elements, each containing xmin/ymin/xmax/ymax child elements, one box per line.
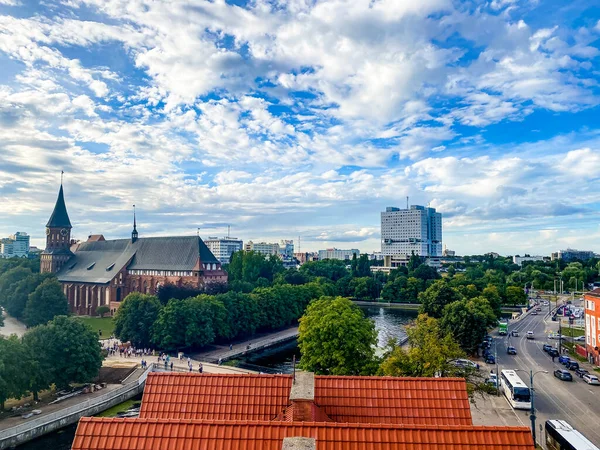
<box><xmin>245</xmin><ymin>240</ymin><xmax>280</xmax><ymax>256</ymax></box>
<box><xmin>318</xmin><ymin>248</ymin><xmax>360</xmax><ymax>261</ymax></box>
<box><xmin>512</xmin><ymin>255</ymin><xmax>545</xmax><ymax>266</ymax></box>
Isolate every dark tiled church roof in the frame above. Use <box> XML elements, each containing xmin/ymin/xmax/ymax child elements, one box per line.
<box><xmin>56</xmin><ymin>236</ymin><xmax>219</xmax><ymax>284</ymax></box>
<box><xmin>46</xmin><ymin>184</ymin><xmax>72</xmax><ymax>228</ymax></box>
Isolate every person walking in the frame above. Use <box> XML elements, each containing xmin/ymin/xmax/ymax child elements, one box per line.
<box><xmin>199</xmin><ymin>363</ymin><xmax>203</xmax><ymax>373</ymax></box>
<box><xmin>229</xmin><ymin>344</ymin><xmax>233</xmax><ymax>351</ymax></box>
<box><xmin>170</xmin><ymin>361</ymin><xmax>173</xmax><ymax>371</ymax></box>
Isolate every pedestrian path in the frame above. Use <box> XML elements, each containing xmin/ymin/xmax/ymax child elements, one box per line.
<box><xmin>192</xmin><ymin>326</ymin><xmax>299</xmax><ymax>363</ymax></box>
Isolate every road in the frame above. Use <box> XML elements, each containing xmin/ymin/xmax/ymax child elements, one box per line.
<box><xmin>489</xmin><ymin>301</ymin><xmax>600</xmax><ymax>447</ymax></box>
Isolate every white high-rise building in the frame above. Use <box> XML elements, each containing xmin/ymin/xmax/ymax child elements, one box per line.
<box><xmin>1</xmin><ymin>232</ymin><xmax>30</xmax><ymax>258</ymax></box>
<box><xmin>204</xmin><ymin>236</ymin><xmax>243</xmax><ymax>264</ymax></box>
<box><xmin>381</xmin><ymin>205</ymin><xmax>442</xmax><ymax>257</ymax></box>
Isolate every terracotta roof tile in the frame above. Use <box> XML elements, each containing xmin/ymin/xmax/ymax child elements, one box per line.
<box><xmin>139</xmin><ymin>373</ymin><xmax>293</xmax><ymax>420</ymax></box>
<box><xmin>314</xmin><ymin>376</ymin><xmax>472</xmax><ymax>425</ymax></box>
<box><xmin>72</xmin><ymin>418</ymin><xmax>534</xmax><ymax>450</ymax></box>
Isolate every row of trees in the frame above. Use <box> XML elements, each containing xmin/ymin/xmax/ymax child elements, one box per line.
<box><xmin>114</xmin><ymin>282</ymin><xmax>329</xmax><ymax>351</ymax></box>
<box><xmin>0</xmin><ymin>316</ymin><xmax>103</xmax><ymax>409</ymax></box>
<box><xmin>0</xmin><ymin>261</ymin><xmax>70</xmax><ymax>327</ymax></box>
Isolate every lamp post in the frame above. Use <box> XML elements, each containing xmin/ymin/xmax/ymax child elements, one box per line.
<box><xmin>516</xmin><ymin>369</ymin><xmax>548</xmax><ymax>446</ymax></box>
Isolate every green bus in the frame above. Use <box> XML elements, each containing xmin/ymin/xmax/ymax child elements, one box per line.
<box><xmin>498</xmin><ymin>321</ymin><xmax>508</xmax><ymax>336</ymax></box>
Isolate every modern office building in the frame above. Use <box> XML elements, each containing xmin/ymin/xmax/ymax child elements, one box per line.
<box><xmin>381</xmin><ymin>205</ymin><xmax>442</xmax><ymax>257</ymax></box>
<box><xmin>317</xmin><ymin>248</ymin><xmax>360</xmax><ymax>261</ymax></box>
<box><xmin>0</xmin><ymin>232</ymin><xmax>30</xmax><ymax>258</ymax></box>
<box><xmin>204</xmin><ymin>236</ymin><xmax>244</xmax><ymax>264</ymax></box>
<box><xmin>551</xmin><ymin>249</ymin><xmax>597</xmax><ymax>262</ymax></box>
<box><xmin>245</xmin><ymin>241</ymin><xmax>280</xmax><ymax>256</ymax></box>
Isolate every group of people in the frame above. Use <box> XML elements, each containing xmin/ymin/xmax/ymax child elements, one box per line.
<box><xmin>103</xmin><ymin>340</ymin><xmax>155</xmax><ymax>359</ymax></box>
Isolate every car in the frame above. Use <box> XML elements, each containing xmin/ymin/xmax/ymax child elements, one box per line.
<box><xmin>554</xmin><ymin>369</ymin><xmax>573</xmax><ymax>381</ymax></box>
<box><xmin>575</xmin><ymin>368</ymin><xmax>589</xmax><ymax>378</ymax></box>
<box><xmin>548</xmin><ymin>349</ymin><xmax>560</xmax><ymax>358</ymax></box>
<box><xmin>507</xmin><ymin>346</ymin><xmax>517</xmax><ymax>355</ymax></box>
<box><xmin>543</xmin><ymin>344</ymin><xmax>553</xmax><ymax>352</ymax></box>
<box><xmin>583</xmin><ymin>374</ymin><xmax>600</xmax><ymax>385</ymax></box>
<box><xmin>558</xmin><ymin>355</ymin><xmax>571</xmax><ymax>364</ymax></box>
<box><xmin>536</xmin><ymin>307</ymin><xmax>542</xmax><ymax>312</ymax></box>
<box><xmin>574</xmin><ymin>336</ymin><xmax>586</xmax><ymax>342</ymax></box>
<box><xmin>566</xmin><ymin>361</ymin><xmax>580</xmax><ymax>371</ymax></box>
<box><xmin>511</xmin><ymin>330</ymin><xmax>519</xmax><ymax>337</ymax></box>
<box><xmin>451</xmin><ymin>359</ymin><xmax>480</xmax><ymax>370</ymax></box>
<box><xmin>531</xmin><ymin>311</ymin><xmax>538</xmax><ymax>315</ymax></box>
<box><xmin>485</xmin><ymin>354</ymin><xmax>496</xmax><ymax>364</ymax></box>
<box><xmin>484</xmin><ymin>335</ymin><xmax>493</xmax><ymax>342</ymax></box>
<box><xmin>526</xmin><ymin>331</ymin><xmax>534</xmax><ymax>340</ymax></box>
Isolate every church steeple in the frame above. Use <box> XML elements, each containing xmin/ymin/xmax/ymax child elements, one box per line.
<box><xmin>41</xmin><ymin>175</ymin><xmax>74</xmax><ymax>274</ymax></box>
<box><xmin>131</xmin><ymin>204</ymin><xmax>138</xmax><ymax>243</ymax></box>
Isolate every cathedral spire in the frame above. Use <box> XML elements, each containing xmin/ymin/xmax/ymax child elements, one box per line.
<box><xmin>132</xmin><ymin>204</ymin><xmax>138</xmax><ymax>243</ymax></box>
<box><xmin>46</xmin><ymin>177</ymin><xmax>72</xmax><ymax>228</ymax></box>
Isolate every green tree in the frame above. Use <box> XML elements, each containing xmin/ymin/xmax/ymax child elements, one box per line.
<box><xmin>381</xmin><ymin>276</ymin><xmax>407</xmax><ymax>303</ymax></box>
<box><xmin>505</xmin><ymin>286</ymin><xmax>526</xmax><ymax>306</ymax></box>
<box><xmin>298</xmin><ymin>297</ymin><xmax>378</xmax><ymax>375</ymax></box>
<box><xmin>419</xmin><ymin>280</ymin><xmax>462</xmax><ymax>318</ymax></box>
<box><xmin>0</xmin><ymin>335</ymin><xmax>31</xmax><ymax>409</ymax></box>
<box><xmin>114</xmin><ymin>293</ymin><xmax>162</xmax><ymax>347</ymax></box>
<box><xmin>4</xmin><ymin>273</ymin><xmax>54</xmax><ymax>319</ymax></box>
<box><xmin>23</xmin><ymin>278</ymin><xmax>69</xmax><ymax>327</ymax></box>
<box><xmin>380</xmin><ymin>314</ymin><xmax>464</xmax><ymax>377</ymax></box>
<box><xmin>0</xmin><ymin>266</ymin><xmax>32</xmax><ymax>305</ymax></box>
<box><xmin>482</xmin><ymin>284</ymin><xmax>502</xmax><ymax>318</ymax></box>
<box><xmin>96</xmin><ymin>305</ymin><xmax>110</xmax><ymax>318</ymax></box>
<box><xmin>349</xmin><ymin>277</ymin><xmax>377</xmax><ymax>300</ymax></box>
<box><xmin>299</xmin><ymin>259</ymin><xmax>349</xmax><ymax>282</ymax></box>
<box><xmin>442</xmin><ymin>297</ymin><xmax>497</xmax><ymax>354</ymax></box>
<box><xmin>447</xmin><ymin>265</ymin><xmax>456</xmax><ymax>277</ymax></box>
<box><xmin>407</xmin><ymin>252</ymin><xmax>421</xmax><ymax>271</ymax></box>
<box><xmin>22</xmin><ymin>316</ymin><xmax>103</xmax><ymax>391</ymax></box>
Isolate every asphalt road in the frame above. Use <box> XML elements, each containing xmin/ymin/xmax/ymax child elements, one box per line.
<box><xmin>489</xmin><ymin>304</ymin><xmax>600</xmax><ymax>447</ymax></box>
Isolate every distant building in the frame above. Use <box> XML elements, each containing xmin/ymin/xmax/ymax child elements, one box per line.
<box><xmin>279</xmin><ymin>240</ymin><xmax>294</xmax><ymax>259</ymax></box>
<box><xmin>294</xmin><ymin>252</ymin><xmax>318</xmax><ymax>264</ymax></box>
<box><xmin>381</xmin><ymin>205</ymin><xmax>442</xmax><ymax>257</ymax></box>
<box><xmin>204</xmin><ymin>236</ymin><xmax>244</xmax><ymax>264</ymax></box>
<box><xmin>551</xmin><ymin>249</ymin><xmax>597</xmax><ymax>262</ymax></box>
<box><xmin>584</xmin><ymin>288</ymin><xmax>600</xmax><ymax>366</ymax></box>
<box><xmin>245</xmin><ymin>240</ymin><xmax>280</xmax><ymax>256</ymax></box>
<box><xmin>318</xmin><ymin>248</ymin><xmax>360</xmax><ymax>261</ymax></box>
<box><xmin>512</xmin><ymin>255</ymin><xmax>545</xmax><ymax>266</ymax></box>
<box><xmin>368</xmin><ymin>252</ymin><xmax>383</xmax><ymax>261</ymax></box>
<box><xmin>442</xmin><ymin>245</ymin><xmax>455</xmax><ymax>257</ymax></box>
<box><xmin>0</xmin><ymin>232</ymin><xmax>30</xmax><ymax>258</ymax></box>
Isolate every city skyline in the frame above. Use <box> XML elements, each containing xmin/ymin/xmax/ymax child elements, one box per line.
<box><xmin>1</xmin><ymin>1</ymin><xmax>599</xmax><ymax>255</ymax></box>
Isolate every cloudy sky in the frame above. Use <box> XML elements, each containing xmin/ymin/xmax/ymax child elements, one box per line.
<box><xmin>0</xmin><ymin>0</ymin><xmax>599</xmax><ymax>255</ymax></box>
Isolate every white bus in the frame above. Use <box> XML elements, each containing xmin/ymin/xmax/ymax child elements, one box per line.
<box><xmin>546</xmin><ymin>420</ymin><xmax>600</xmax><ymax>450</ymax></box>
<box><xmin>500</xmin><ymin>369</ymin><xmax>531</xmax><ymax>410</ymax></box>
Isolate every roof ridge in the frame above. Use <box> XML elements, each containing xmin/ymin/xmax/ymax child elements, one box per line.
<box><xmin>78</xmin><ymin>417</ymin><xmax>531</xmax><ymax>432</ymax></box>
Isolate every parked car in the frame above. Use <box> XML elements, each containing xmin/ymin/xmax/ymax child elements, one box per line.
<box><xmin>536</xmin><ymin>307</ymin><xmax>542</xmax><ymax>312</ymax></box>
<box><xmin>574</xmin><ymin>336</ymin><xmax>586</xmax><ymax>342</ymax></box>
<box><xmin>548</xmin><ymin>349</ymin><xmax>560</xmax><ymax>358</ymax></box>
<box><xmin>583</xmin><ymin>374</ymin><xmax>600</xmax><ymax>385</ymax></box>
<box><xmin>451</xmin><ymin>359</ymin><xmax>480</xmax><ymax>370</ymax></box>
<box><xmin>566</xmin><ymin>361</ymin><xmax>579</xmax><ymax>371</ymax></box>
<box><xmin>575</xmin><ymin>368</ymin><xmax>589</xmax><ymax>378</ymax></box>
<box><xmin>507</xmin><ymin>346</ymin><xmax>517</xmax><ymax>355</ymax></box>
<box><xmin>558</xmin><ymin>355</ymin><xmax>571</xmax><ymax>365</ymax></box>
<box><xmin>554</xmin><ymin>369</ymin><xmax>573</xmax><ymax>381</ymax></box>
<box><xmin>485</xmin><ymin>354</ymin><xmax>496</xmax><ymax>364</ymax></box>
<box><xmin>511</xmin><ymin>330</ymin><xmax>519</xmax><ymax>337</ymax></box>
<box><xmin>543</xmin><ymin>344</ymin><xmax>553</xmax><ymax>352</ymax></box>
<box><xmin>526</xmin><ymin>331</ymin><xmax>534</xmax><ymax>340</ymax></box>
<box><xmin>531</xmin><ymin>311</ymin><xmax>538</xmax><ymax>315</ymax></box>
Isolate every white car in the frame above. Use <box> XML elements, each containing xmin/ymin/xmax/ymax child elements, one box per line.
<box><xmin>526</xmin><ymin>331</ymin><xmax>534</xmax><ymax>340</ymax></box>
<box><xmin>583</xmin><ymin>374</ymin><xmax>600</xmax><ymax>385</ymax></box>
<box><xmin>451</xmin><ymin>359</ymin><xmax>480</xmax><ymax>370</ymax></box>
<box><xmin>574</xmin><ymin>336</ymin><xmax>586</xmax><ymax>342</ymax></box>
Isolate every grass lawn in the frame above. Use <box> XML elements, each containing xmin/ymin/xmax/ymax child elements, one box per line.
<box><xmin>78</xmin><ymin>316</ymin><xmax>115</xmax><ymax>338</ymax></box>
<box><xmin>561</xmin><ymin>327</ymin><xmax>585</xmax><ymax>338</ymax></box>
<box><xmin>96</xmin><ymin>399</ymin><xmax>138</xmax><ymax>417</ymax></box>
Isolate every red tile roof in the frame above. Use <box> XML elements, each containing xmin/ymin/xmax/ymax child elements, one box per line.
<box><xmin>72</xmin><ymin>418</ymin><xmax>535</xmax><ymax>450</ymax></box>
<box><xmin>139</xmin><ymin>373</ymin><xmax>293</xmax><ymax>421</ymax></box>
<box><xmin>314</xmin><ymin>376</ymin><xmax>472</xmax><ymax>425</ymax></box>
<box><xmin>139</xmin><ymin>373</ymin><xmax>472</xmax><ymax>426</ymax></box>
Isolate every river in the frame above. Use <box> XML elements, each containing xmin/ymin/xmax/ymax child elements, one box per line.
<box><xmin>14</xmin><ymin>305</ymin><xmax>416</xmax><ymax>449</ymax></box>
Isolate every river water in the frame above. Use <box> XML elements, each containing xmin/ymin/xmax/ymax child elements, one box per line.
<box><xmin>14</xmin><ymin>305</ymin><xmax>416</xmax><ymax>449</ymax></box>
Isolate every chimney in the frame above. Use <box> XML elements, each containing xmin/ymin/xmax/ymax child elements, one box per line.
<box><xmin>282</xmin><ymin>437</ymin><xmax>316</xmax><ymax>450</ymax></box>
<box><xmin>288</xmin><ymin>371</ymin><xmax>315</xmax><ymax>422</ymax></box>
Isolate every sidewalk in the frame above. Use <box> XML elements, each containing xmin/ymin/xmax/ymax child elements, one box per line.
<box><xmin>470</xmin><ymin>394</ymin><xmax>525</xmax><ymax>427</ymax></box>
<box><xmin>0</xmin><ymin>311</ymin><xmax>26</xmax><ymax>338</ymax></box>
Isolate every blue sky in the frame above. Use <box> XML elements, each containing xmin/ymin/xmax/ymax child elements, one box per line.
<box><xmin>0</xmin><ymin>0</ymin><xmax>599</xmax><ymax>255</ymax></box>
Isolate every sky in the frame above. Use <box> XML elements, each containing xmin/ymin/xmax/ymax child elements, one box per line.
<box><xmin>0</xmin><ymin>0</ymin><xmax>599</xmax><ymax>256</ymax></box>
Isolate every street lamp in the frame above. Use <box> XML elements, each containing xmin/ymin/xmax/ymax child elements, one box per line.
<box><xmin>516</xmin><ymin>369</ymin><xmax>548</xmax><ymax>446</ymax></box>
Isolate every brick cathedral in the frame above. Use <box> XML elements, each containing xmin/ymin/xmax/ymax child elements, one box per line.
<box><xmin>41</xmin><ymin>182</ymin><xmax>227</xmax><ymax>316</ymax></box>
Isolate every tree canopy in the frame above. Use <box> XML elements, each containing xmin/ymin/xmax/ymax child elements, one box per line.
<box><xmin>442</xmin><ymin>297</ymin><xmax>497</xmax><ymax>354</ymax></box>
<box><xmin>23</xmin><ymin>278</ymin><xmax>69</xmax><ymax>327</ymax></box>
<box><xmin>114</xmin><ymin>293</ymin><xmax>162</xmax><ymax>347</ymax></box>
<box><xmin>298</xmin><ymin>297</ymin><xmax>378</xmax><ymax>375</ymax></box>
<box><xmin>419</xmin><ymin>280</ymin><xmax>462</xmax><ymax>318</ymax></box>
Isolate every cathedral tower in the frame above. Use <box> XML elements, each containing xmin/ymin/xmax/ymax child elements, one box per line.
<box><xmin>41</xmin><ymin>182</ymin><xmax>74</xmax><ymax>273</ymax></box>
